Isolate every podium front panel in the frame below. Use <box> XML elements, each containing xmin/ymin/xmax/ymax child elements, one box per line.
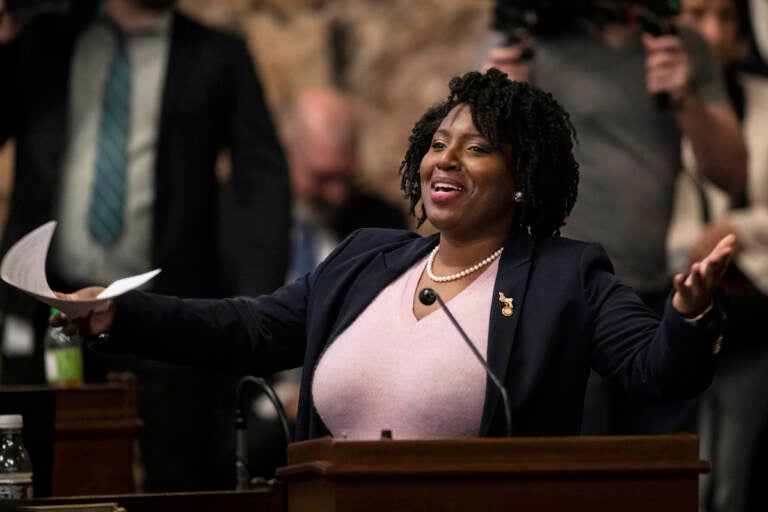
<box><xmin>277</xmin><ymin>434</ymin><xmax>707</xmax><ymax>511</ymax></box>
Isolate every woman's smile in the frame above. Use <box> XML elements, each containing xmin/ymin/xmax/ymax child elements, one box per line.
<box><xmin>429</xmin><ymin>176</ymin><xmax>465</xmax><ymax>203</ymax></box>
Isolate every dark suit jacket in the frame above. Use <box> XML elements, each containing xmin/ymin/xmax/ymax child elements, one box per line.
<box><xmin>107</xmin><ymin>228</ymin><xmax>722</xmax><ymax>440</ymax></box>
<box><xmin>0</xmin><ymin>5</ymin><xmax>290</xmax><ymax>300</ymax></box>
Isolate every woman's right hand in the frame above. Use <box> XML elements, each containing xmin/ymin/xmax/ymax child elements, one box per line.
<box><xmin>50</xmin><ymin>287</ymin><xmax>116</xmax><ymax>337</ymax></box>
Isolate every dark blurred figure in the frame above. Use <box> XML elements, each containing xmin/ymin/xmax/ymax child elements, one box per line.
<box><xmin>668</xmin><ymin>2</ymin><xmax>768</xmax><ymax>510</ymax></box>
<box><xmin>281</xmin><ymin>87</ymin><xmax>408</xmax><ymax>281</ymax></box>
<box><xmin>246</xmin><ymin>87</ymin><xmax>408</xmax><ymax>479</ymax></box>
<box><xmin>0</xmin><ymin>0</ymin><xmax>290</xmax><ymax>491</ymax></box>
<box><xmin>483</xmin><ymin>0</ymin><xmax>747</xmax><ymax>436</ymax></box>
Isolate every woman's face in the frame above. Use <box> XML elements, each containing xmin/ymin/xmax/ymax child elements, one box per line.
<box><xmin>419</xmin><ymin>104</ymin><xmax>518</xmax><ymax>240</ymax></box>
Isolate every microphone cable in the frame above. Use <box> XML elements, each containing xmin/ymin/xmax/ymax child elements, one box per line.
<box><xmin>234</xmin><ymin>376</ymin><xmax>292</xmax><ymax>490</ymax></box>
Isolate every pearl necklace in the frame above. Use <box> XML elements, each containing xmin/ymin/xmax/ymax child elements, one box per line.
<box><xmin>426</xmin><ymin>245</ymin><xmax>504</xmax><ymax>283</ymax></box>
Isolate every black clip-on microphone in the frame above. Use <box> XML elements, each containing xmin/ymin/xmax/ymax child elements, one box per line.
<box><xmin>419</xmin><ymin>288</ymin><xmax>513</xmax><ymax>437</ymax></box>
<box><xmin>234</xmin><ymin>376</ymin><xmax>293</xmax><ymax>490</ymax></box>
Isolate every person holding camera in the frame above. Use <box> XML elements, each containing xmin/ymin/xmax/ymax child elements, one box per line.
<box><xmin>668</xmin><ymin>1</ymin><xmax>768</xmax><ymax>510</ymax></box>
<box><xmin>483</xmin><ymin>0</ymin><xmax>747</xmax><ymax>436</ymax></box>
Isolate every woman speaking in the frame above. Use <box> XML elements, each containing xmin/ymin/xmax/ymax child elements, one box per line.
<box><xmin>53</xmin><ymin>69</ymin><xmax>733</xmax><ymax>441</ymax></box>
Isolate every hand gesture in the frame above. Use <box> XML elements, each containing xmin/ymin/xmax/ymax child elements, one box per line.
<box><xmin>673</xmin><ymin>234</ymin><xmax>735</xmax><ymax>318</ymax></box>
<box><xmin>484</xmin><ymin>41</ymin><xmax>534</xmax><ymax>83</ymax></box>
<box><xmin>50</xmin><ymin>287</ymin><xmax>116</xmax><ymax>337</ymax></box>
<box><xmin>643</xmin><ymin>33</ymin><xmax>692</xmax><ymax>104</ymax></box>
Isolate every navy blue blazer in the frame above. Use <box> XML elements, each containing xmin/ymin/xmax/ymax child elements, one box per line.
<box><xmin>108</xmin><ymin>228</ymin><xmax>722</xmax><ymax>439</ymax></box>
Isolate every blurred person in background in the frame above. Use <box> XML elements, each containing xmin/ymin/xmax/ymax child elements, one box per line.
<box><xmin>483</xmin><ymin>0</ymin><xmax>747</xmax><ymax>436</ymax></box>
<box><xmin>246</xmin><ymin>87</ymin><xmax>408</xmax><ymax>478</ymax></box>
<box><xmin>0</xmin><ymin>0</ymin><xmax>290</xmax><ymax>491</ymax></box>
<box><xmin>668</xmin><ymin>0</ymin><xmax>768</xmax><ymax>510</ymax></box>
<box><xmin>281</xmin><ymin>87</ymin><xmax>408</xmax><ymax>282</ymax></box>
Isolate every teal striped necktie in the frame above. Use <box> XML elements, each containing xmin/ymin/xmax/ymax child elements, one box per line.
<box><xmin>88</xmin><ymin>34</ymin><xmax>130</xmax><ymax>246</ymax></box>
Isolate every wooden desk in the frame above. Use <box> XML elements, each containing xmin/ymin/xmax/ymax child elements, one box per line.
<box><xmin>22</xmin><ymin>487</ymin><xmax>285</xmax><ymax>512</ymax></box>
<box><xmin>52</xmin><ymin>383</ymin><xmax>142</xmax><ymax>496</ymax></box>
<box><xmin>0</xmin><ymin>382</ymin><xmax>141</xmax><ymax>496</ymax></box>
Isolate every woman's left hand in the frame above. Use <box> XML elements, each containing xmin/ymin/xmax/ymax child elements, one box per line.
<box><xmin>672</xmin><ymin>234</ymin><xmax>736</xmax><ymax>318</ymax></box>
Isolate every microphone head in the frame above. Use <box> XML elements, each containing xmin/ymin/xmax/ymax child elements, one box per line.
<box><xmin>419</xmin><ymin>288</ymin><xmax>437</xmax><ymax>305</ymax></box>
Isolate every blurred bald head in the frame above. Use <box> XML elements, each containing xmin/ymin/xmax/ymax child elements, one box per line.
<box><xmin>281</xmin><ymin>88</ymin><xmax>359</xmax><ymax>219</ymax></box>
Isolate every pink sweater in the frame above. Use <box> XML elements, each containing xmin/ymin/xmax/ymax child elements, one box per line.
<box><xmin>312</xmin><ymin>255</ymin><xmax>499</xmax><ymax>440</ymax></box>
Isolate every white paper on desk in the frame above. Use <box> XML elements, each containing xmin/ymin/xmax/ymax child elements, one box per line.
<box><xmin>0</xmin><ymin>221</ymin><xmax>161</xmax><ymax>318</ymax></box>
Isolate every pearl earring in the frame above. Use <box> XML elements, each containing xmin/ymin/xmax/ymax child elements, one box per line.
<box><xmin>514</xmin><ymin>191</ymin><xmax>524</xmax><ymax>203</ymax></box>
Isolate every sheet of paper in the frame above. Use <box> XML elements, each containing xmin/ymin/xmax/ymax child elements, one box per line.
<box><xmin>0</xmin><ymin>221</ymin><xmax>161</xmax><ymax>318</ymax></box>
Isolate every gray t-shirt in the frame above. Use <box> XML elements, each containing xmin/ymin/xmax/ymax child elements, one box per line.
<box><xmin>533</xmin><ymin>27</ymin><xmax>726</xmax><ymax>293</ymax></box>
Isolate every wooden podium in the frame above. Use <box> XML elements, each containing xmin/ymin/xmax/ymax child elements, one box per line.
<box><xmin>276</xmin><ymin>434</ymin><xmax>708</xmax><ymax>511</ymax></box>
<box><xmin>51</xmin><ymin>382</ymin><xmax>142</xmax><ymax>496</ymax></box>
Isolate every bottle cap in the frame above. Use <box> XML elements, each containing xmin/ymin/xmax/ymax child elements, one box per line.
<box><xmin>0</xmin><ymin>415</ymin><xmax>23</xmax><ymax>429</ymax></box>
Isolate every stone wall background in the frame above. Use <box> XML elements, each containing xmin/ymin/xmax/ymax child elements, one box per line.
<box><xmin>183</xmin><ymin>0</ymin><xmax>494</xmax><ymax>206</ymax></box>
<box><xmin>0</xmin><ymin>0</ymin><xmax>494</xmax><ymax>235</ymax></box>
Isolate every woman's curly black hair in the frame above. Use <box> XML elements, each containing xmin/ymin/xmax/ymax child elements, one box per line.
<box><xmin>399</xmin><ymin>68</ymin><xmax>579</xmax><ymax>239</ymax></box>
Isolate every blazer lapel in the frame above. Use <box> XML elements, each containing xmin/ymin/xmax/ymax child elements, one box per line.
<box><xmin>479</xmin><ymin>228</ymin><xmax>535</xmax><ymax>436</ymax></box>
<box><xmin>326</xmin><ymin>234</ymin><xmax>438</xmax><ymax>343</ymax></box>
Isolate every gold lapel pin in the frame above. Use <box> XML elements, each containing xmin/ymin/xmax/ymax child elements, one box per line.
<box><xmin>498</xmin><ymin>292</ymin><xmax>514</xmax><ymax>317</ymax></box>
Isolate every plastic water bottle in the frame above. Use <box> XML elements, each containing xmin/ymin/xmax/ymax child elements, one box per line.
<box><xmin>0</xmin><ymin>414</ymin><xmax>33</xmax><ymax>499</ymax></box>
<box><xmin>43</xmin><ymin>308</ymin><xmax>83</xmax><ymax>386</ymax></box>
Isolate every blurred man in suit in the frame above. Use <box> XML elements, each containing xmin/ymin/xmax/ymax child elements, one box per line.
<box><xmin>280</xmin><ymin>87</ymin><xmax>407</xmax><ymax>281</ymax></box>
<box><xmin>0</xmin><ymin>0</ymin><xmax>290</xmax><ymax>491</ymax></box>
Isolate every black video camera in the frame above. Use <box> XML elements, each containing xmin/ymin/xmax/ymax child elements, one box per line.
<box><xmin>493</xmin><ymin>0</ymin><xmax>681</xmax><ymax>42</ymax></box>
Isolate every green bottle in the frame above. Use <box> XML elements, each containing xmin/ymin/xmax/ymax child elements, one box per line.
<box><xmin>43</xmin><ymin>308</ymin><xmax>83</xmax><ymax>386</ymax></box>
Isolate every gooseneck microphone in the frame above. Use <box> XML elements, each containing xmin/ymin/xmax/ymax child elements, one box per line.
<box><xmin>419</xmin><ymin>288</ymin><xmax>513</xmax><ymax>437</ymax></box>
<box><xmin>234</xmin><ymin>376</ymin><xmax>292</xmax><ymax>490</ymax></box>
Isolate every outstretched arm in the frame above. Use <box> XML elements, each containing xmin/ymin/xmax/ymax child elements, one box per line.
<box><xmin>51</xmin><ymin>279</ymin><xmax>311</xmax><ymax>378</ymax></box>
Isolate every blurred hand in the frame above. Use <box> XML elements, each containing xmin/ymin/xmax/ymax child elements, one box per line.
<box><xmin>0</xmin><ymin>0</ymin><xmax>21</xmax><ymax>43</ymax></box>
<box><xmin>643</xmin><ymin>33</ymin><xmax>692</xmax><ymax>104</ymax></box>
<box><xmin>689</xmin><ymin>223</ymin><xmax>741</xmax><ymax>264</ymax></box>
<box><xmin>484</xmin><ymin>42</ymin><xmax>533</xmax><ymax>83</ymax></box>
<box><xmin>673</xmin><ymin>234</ymin><xmax>735</xmax><ymax>317</ymax></box>
<box><xmin>50</xmin><ymin>287</ymin><xmax>116</xmax><ymax>336</ymax></box>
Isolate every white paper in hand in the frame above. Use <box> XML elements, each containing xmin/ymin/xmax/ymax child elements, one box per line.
<box><xmin>0</xmin><ymin>221</ymin><xmax>160</xmax><ymax>318</ymax></box>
